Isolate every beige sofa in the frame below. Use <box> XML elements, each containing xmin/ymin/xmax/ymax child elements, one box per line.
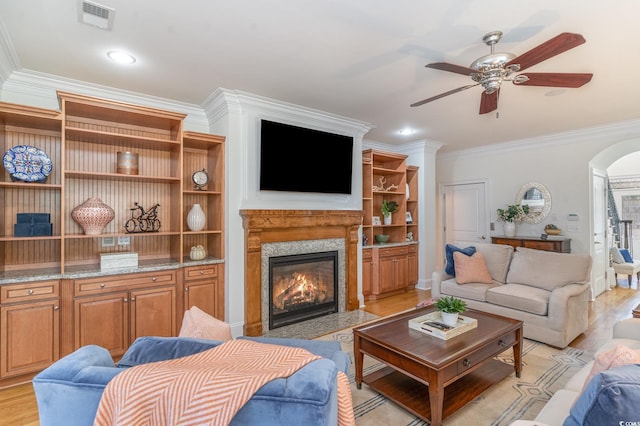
<box><xmin>512</xmin><ymin>318</ymin><xmax>640</xmax><ymax>425</ymax></box>
<box><xmin>431</xmin><ymin>242</ymin><xmax>592</xmax><ymax>348</ymax></box>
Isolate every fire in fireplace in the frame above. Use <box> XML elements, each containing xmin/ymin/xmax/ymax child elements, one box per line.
<box><xmin>268</xmin><ymin>251</ymin><xmax>339</xmax><ymax>329</ymax></box>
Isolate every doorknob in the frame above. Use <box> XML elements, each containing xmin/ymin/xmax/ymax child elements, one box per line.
<box><xmin>481</xmin><ymin>235</ymin><xmax>486</xmax><ymax>240</ymax></box>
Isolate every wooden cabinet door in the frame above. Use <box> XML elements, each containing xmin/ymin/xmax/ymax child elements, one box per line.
<box><xmin>394</xmin><ymin>255</ymin><xmax>408</xmax><ymax>290</ymax></box>
<box><xmin>378</xmin><ymin>256</ymin><xmax>396</xmax><ymax>293</ymax></box>
<box><xmin>130</xmin><ymin>286</ymin><xmax>176</xmax><ymax>344</ymax></box>
<box><xmin>185</xmin><ymin>281</ymin><xmax>216</xmax><ymax>318</ymax></box>
<box><xmin>362</xmin><ymin>251</ymin><xmax>373</xmax><ymax>298</ymax></box>
<box><xmin>0</xmin><ymin>300</ymin><xmax>59</xmax><ymax>378</ymax></box>
<box><xmin>408</xmin><ymin>249</ymin><xmax>418</xmax><ymax>286</ymax></box>
<box><xmin>74</xmin><ymin>292</ymin><xmax>129</xmax><ymax>357</ymax></box>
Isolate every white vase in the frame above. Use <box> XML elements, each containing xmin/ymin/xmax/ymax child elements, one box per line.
<box><xmin>441</xmin><ymin>312</ymin><xmax>459</xmax><ymax>327</ymax></box>
<box><xmin>383</xmin><ymin>213</ymin><xmax>392</xmax><ymax>225</ymax></box>
<box><xmin>504</xmin><ymin>221</ymin><xmax>516</xmax><ymax>237</ymax></box>
<box><xmin>187</xmin><ymin>203</ymin><xmax>206</xmax><ymax>231</ymax></box>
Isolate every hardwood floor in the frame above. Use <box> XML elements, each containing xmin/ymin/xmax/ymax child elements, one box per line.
<box><xmin>2</xmin><ymin>279</ymin><xmax>639</xmax><ymax>426</ymax></box>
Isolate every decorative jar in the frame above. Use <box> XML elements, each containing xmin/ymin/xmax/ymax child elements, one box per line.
<box><xmin>187</xmin><ymin>203</ymin><xmax>206</xmax><ymax>231</ymax></box>
<box><xmin>71</xmin><ymin>197</ymin><xmax>115</xmax><ymax>235</ymax></box>
<box><xmin>190</xmin><ymin>245</ymin><xmax>207</xmax><ymax>260</ymax></box>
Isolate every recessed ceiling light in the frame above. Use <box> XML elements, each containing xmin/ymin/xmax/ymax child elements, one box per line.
<box><xmin>107</xmin><ymin>50</ymin><xmax>136</xmax><ymax>64</ymax></box>
<box><xmin>398</xmin><ymin>128</ymin><xmax>416</xmax><ymax>136</ymax></box>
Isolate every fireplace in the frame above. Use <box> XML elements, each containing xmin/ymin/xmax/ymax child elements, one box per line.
<box><xmin>269</xmin><ymin>251</ymin><xmax>339</xmax><ymax>329</ymax></box>
<box><xmin>240</xmin><ymin>209</ymin><xmax>363</xmax><ymax>336</ymax></box>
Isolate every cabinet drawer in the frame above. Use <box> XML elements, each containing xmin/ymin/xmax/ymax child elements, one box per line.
<box><xmin>184</xmin><ymin>264</ymin><xmax>218</xmax><ymax>282</ymax></box>
<box><xmin>457</xmin><ymin>331</ymin><xmax>517</xmax><ymax>375</ymax></box>
<box><xmin>74</xmin><ymin>270</ymin><xmax>177</xmax><ymax>295</ymax></box>
<box><xmin>522</xmin><ymin>241</ymin><xmax>553</xmax><ymax>251</ymax></box>
<box><xmin>1</xmin><ymin>280</ymin><xmax>60</xmax><ymax>303</ymax></box>
<box><xmin>377</xmin><ymin>246</ymin><xmax>408</xmax><ymax>257</ymax></box>
<box><xmin>407</xmin><ymin>245</ymin><xmax>417</xmax><ymax>254</ymax></box>
<box><xmin>362</xmin><ymin>248</ymin><xmax>372</xmax><ymax>261</ymax></box>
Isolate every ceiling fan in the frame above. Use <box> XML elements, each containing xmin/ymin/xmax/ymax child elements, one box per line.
<box><xmin>411</xmin><ymin>31</ymin><xmax>593</xmax><ymax>114</ymax></box>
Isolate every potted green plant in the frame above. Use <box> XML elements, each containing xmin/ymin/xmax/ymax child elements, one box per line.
<box><xmin>496</xmin><ymin>204</ymin><xmax>530</xmax><ymax>237</ymax></box>
<box><xmin>381</xmin><ymin>199</ymin><xmax>398</xmax><ymax>225</ymax></box>
<box><xmin>436</xmin><ymin>296</ymin><xmax>467</xmax><ymax>326</ymax></box>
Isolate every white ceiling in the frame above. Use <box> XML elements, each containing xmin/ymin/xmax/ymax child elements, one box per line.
<box><xmin>1</xmin><ymin>1</ymin><xmax>639</xmax><ymax>153</ymax></box>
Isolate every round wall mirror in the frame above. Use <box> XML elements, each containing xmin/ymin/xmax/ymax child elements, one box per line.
<box><xmin>516</xmin><ymin>182</ymin><xmax>551</xmax><ymax>224</ymax></box>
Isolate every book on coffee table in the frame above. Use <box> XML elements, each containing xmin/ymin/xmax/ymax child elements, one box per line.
<box><xmin>408</xmin><ymin>312</ymin><xmax>478</xmax><ymax>340</ymax></box>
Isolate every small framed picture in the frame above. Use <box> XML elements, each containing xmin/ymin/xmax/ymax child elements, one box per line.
<box><xmin>406</xmin><ymin>212</ymin><xmax>413</xmax><ymax>224</ymax></box>
<box><xmin>372</xmin><ymin>216</ymin><xmax>382</xmax><ymax>226</ymax></box>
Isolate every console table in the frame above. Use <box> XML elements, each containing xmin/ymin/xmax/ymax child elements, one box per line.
<box><xmin>491</xmin><ymin>236</ymin><xmax>571</xmax><ymax>253</ymax></box>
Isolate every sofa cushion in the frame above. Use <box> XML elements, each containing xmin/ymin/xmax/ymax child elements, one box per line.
<box><xmin>506</xmin><ymin>247</ymin><xmax>591</xmax><ymax>291</ymax></box>
<box><xmin>440</xmin><ymin>277</ymin><xmax>498</xmax><ymax>302</ymax></box>
<box><xmin>179</xmin><ymin>305</ymin><xmax>233</xmax><ymax>341</ymax></box>
<box><xmin>486</xmin><ymin>283</ymin><xmax>550</xmax><ymax>315</ymax></box>
<box><xmin>457</xmin><ymin>241</ymin><xmax>514</xmax><ymax>283</ymax></box>
<box><xmin>445</xmin><ymin>243</ymin><xmax>476</xmax><ymax>276</ymax></box>
<box><xmin>564</xmin><ymin>364</ymin><xmax>640</xmax><ymax>426</ymax></box>
<box><xmin>454</xmin><ymin>251</ymin><xmax>492</xmax><ymax>284</ymax></box>
<box><xmin>117</xmin><ymin>336</ymin><xmax>223</xmax><ymax>368</ymax></box>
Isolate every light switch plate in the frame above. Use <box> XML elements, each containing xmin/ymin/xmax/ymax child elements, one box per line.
<box><xmin>117</xmin><ymin>235</ymin><xmax>130</xmax><ymax>245</ymax></box>
<box><xmin>101</xmin><ymin>236</ymin><xmax>115</xmax><ymax>247</ymax></box>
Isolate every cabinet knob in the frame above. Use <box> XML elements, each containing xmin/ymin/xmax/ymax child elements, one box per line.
<box><xmin>100</xmin><ymin>283</ymin><xmax>105</xmax><ymax>288</ymax></box>
<box><xmin>185</xmin><ymin>288</ymin><xmax>189</xmax><ymax>292</ymax></box>
<box><xmin>53</xmin><ymin>305</ymin><xmax>59</xmax><ymax>311</ymax></box>
<box><xmin>463</xmin><ymin>358</ymin><xmax>471</xmax><ymax>367</ymax></box>
<box><xmin>499</xmin><ymin>339</ymin><xmax>508</xmax><ymax>348</ymax></box>
<box><xmin>131</xmin><ymin>297</ymin><xmax>136</xmax><ymax>302</ymax></box>
<box><xmin>199</xmin><ymin>270</ymin><xmax>204</xmax><ymax>275</ymax></box>
<box><xmin>152</xmin><ymin>277</ymin><xmax>157</xmax><ymax>282</ymax></box>
<box><xmin>28</xmin><ymin>289</ymin><xmax>34</xmax><ymax>295</ymax></box>
<box><xmin>124</xmin><ymin>298</ymin><xmax>128</xmax><ymax>302</ymax></box>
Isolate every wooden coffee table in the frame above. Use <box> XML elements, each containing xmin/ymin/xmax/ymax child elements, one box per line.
<box><xmin>353</xmin><ymin>307</ymin><xmax>523</xmax><ymax>426</ymax></box>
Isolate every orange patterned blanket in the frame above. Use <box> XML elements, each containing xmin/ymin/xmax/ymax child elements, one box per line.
<box><xmin>94</xmin><ymin>339</ymin><xmax>354</xmax><ymax>426</ymax></box>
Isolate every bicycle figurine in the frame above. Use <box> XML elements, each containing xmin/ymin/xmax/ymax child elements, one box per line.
<box><xmin>124</xmin><ymin>202</ymin><xmax>161</xmax><ymax>233</ymax></box>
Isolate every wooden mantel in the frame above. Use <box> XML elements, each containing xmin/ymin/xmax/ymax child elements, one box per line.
<box><xmin>239</xmin><ymin>209</ymin><xmax>363</xmax><ymax>336</ymax></box>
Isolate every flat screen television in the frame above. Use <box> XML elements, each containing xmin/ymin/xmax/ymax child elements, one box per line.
<box><xmin>259</xmin><ymin>119</ymin><xmax>354</xmax><ymax>194</ymax></box>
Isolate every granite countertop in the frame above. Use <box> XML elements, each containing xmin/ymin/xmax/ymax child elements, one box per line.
<box><xmin>0</xmin><ymin>258</ymin><xmax>225</xmax><ymax>285</ymax></box>
<box><xmin>362</xmin><ymin>241</ymin><xmax>419</xmax><ymax>249</ymax></box>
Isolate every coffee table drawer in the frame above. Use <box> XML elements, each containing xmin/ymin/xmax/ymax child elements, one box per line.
<box><xmin>457</xmin><ymin>332</ymin><xmax>516</xmax><ymax>374</ymax></box>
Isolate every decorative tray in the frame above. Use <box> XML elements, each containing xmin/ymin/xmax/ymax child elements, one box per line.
<box><xmin>408</xmin><ymin>312</ymin><xmax>478</xmax><ymax>340</ymax></box>
<box><xmin>3</xmin><ymin>145</ymin><xmax>53</xmax><ymax>183</ymax></box>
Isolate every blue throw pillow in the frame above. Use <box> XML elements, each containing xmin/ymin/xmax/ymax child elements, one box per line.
<box><xmin>620</xmin><ymin>248</ymin><xmax>634</xmax><ymax>263</ymax></box>
<box><xmin>564</xmin><ymin>364</ymin><xmax>640</xmax><ymax>426</ymax></box>
<box><xmin>445</xmin><ymin>244</ymin><xmax>476</xmax><ymax>276</ymax></box>
<box><xmin>117</xmin><ymin>336</ymin><xmax>223</xmax><ymax>368</ymax></box>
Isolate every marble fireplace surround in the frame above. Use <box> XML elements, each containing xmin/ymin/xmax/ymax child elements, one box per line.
<box><xmin>240</xmin><ymin>209</ymin><xmax>362</xmax><ymax>336</ymax></box>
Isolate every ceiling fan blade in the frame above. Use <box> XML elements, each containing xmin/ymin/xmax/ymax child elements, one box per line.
<box><xmin>426</xmin><ymin>62</ymin><xmax>475</xmax><ymax>76</ymax></box>
<box><xmin>479</xmin><ymin>90</ymin><xmax>498</xmax><ymax>115</ymax></box>
<box><xmin>410</xmin><ymin>84</ymin><xmax>478</xmax><ymax>107</ymax></box>
<box><xmin>514</xmin><ymin>72</ymin><xmax>593</xmax><ymax>88</ymax></box>
<box><xmin>507</xmin><ymin>33</ymin><xmax>586</xmax><ymax>71</ymax></box>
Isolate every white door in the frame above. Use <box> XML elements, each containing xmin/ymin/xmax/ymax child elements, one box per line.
<box><xmin>592</xmin><ymin>169</ymin><xmax>608</xmax><ymax>298</ymax></box>
<box><xmin>443</xmin><ymin>182</ymin><xmax>488</xmax><ymax>244</ymax></box>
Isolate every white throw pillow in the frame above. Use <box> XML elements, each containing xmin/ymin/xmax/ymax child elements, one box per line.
<box><xmin>611</xmin><ymin>246</ymin><xmax>625</xmax><ymax>264</ymax></box>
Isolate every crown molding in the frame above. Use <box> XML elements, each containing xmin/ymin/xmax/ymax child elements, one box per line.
<box><xmin>1</xmin><ymin>69</ymin><xmax>210</xmax><ymax>132</ymax></box>
<box><xmin>0</xmin><ymin>18</ymin><xmax>20</xmax><ymax>82</ymax></box>
<box><xmin>438</xmin><ymin>119</ymin><xmax>640</xmax><ymax>160</ymax></box>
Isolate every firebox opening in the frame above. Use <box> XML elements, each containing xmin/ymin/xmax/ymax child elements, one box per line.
<box><xmin>269</xmin><ymin>250</ymin><xmax>339</xmax><ymax>330</ymax></box>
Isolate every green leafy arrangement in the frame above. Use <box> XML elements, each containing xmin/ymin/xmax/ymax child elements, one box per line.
<box><xmin>435</xmin><ymin>296</ymin><xmax>467</xmax><ymax>314</ymax></box>
<box><xmin>381</xmin><ymin>199</ymin><xmax>398</xmax><ymax>217</ymax></box>
<box><xmin>496</xmin><ymin>204</ymin><xmax>530</xmax><ymax>223</ymax></box>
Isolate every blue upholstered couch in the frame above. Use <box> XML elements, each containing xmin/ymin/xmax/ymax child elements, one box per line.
<box><xmin>32</xmin><ymin>336</ymin><xmax>350</xmax><ymax>426</ymax></box>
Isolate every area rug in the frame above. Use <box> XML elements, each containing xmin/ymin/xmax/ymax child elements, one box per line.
<box><xmin>316</xmin><ymin>328</ymin><xmax>592</xmax><ymax>425</ymax></box>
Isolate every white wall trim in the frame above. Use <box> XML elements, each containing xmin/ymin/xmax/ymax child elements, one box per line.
<box><xmin>0</xmin><ymin>18</ymin><xmax>20</xmax><ymax>82</ymax></box>
<box><xmin>438</xmin><ymin>119</ymin><xmax>640</xmax><ymax>160</ymax></box>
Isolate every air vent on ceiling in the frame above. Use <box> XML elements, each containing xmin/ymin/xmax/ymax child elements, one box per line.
<box><xmin>78</xmin><ymin>0</ymin><xmax>115</xmax><ymax>30</ymax></box>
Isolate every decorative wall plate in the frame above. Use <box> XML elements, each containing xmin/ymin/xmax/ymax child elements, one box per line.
<box><xmin>3</xmin><ymin>145</ymin><xmax>53</xmax><ymax>183</ymax></box>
